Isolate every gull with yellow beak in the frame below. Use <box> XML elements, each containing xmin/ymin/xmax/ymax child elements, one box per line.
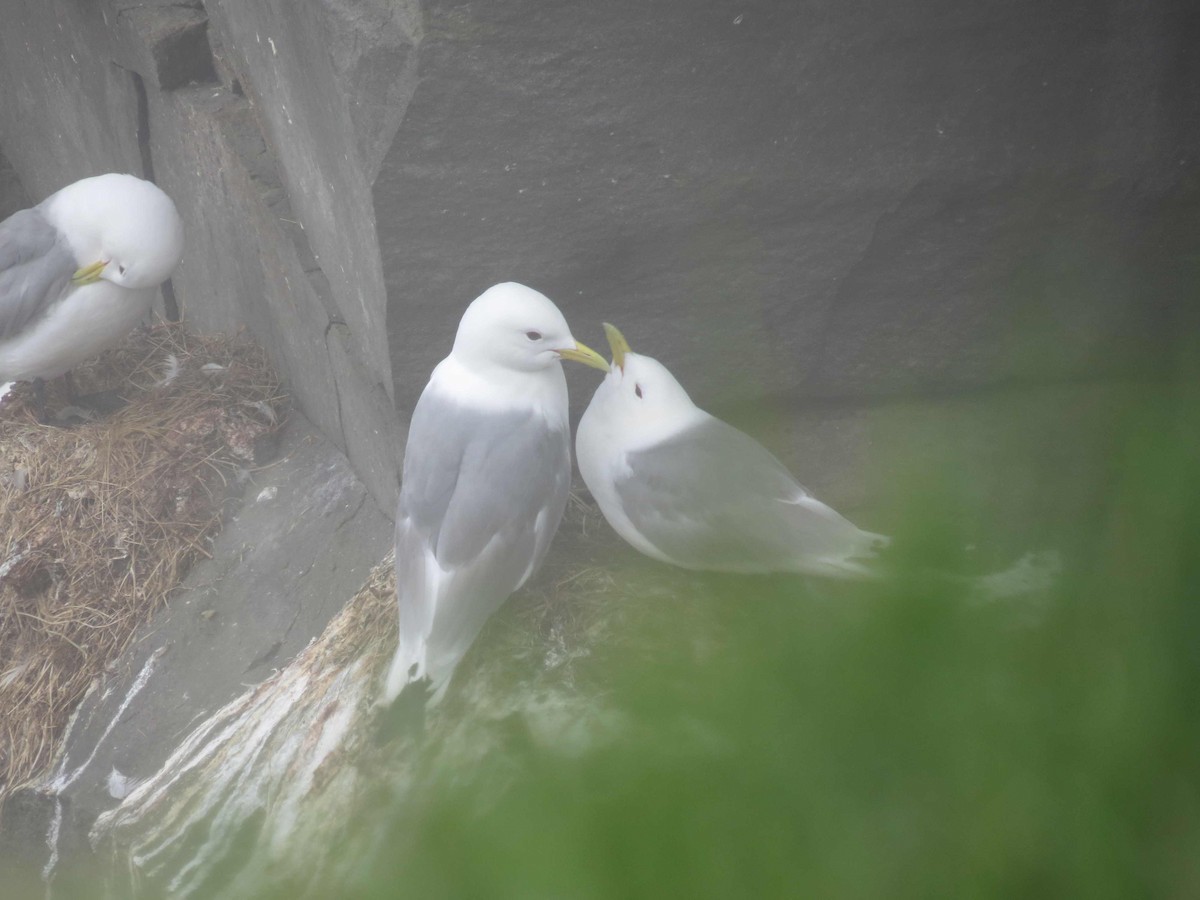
<box><xmin>383</xmin><ymin>282</ymin><xmax>609</xmax><ymax>705</ymax></box>
<box><xmin>0</xmin><ymin>173</ymin><xmax>184</xmax><ymax>399</ymax></box>
<box><xmin>576</xmin><ymin>324</ymin><xmax>889</xmax><ymax>578</ymax></box>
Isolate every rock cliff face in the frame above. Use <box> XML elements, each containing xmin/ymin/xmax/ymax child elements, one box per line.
<box><xmin>377</xmin><ymin>0</ymin><xmax>1198</xmax><ymax>422</ymax></box>
<box><xmin>0</xmin><ymin>0</ymin><xmax>1197</xmax><ymax>892</ymax></box>
<box><xmin>0</xmin><ymin>0</ymin><xmax>413</xmax><ymax>511</ymax></box>
<box><xmin>3</xmin><ymin>1</ymin><xmax>1195</xmax><ymax>507</ymax></box>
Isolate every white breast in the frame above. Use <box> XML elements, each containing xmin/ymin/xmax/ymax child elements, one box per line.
<box><xmin>576</xmin><ymin>395</ymin><xmax>676</xmax><ymax>564</ymax></box>
<box><xmin>0</xmin><ymin>282</ymin><xmax>155</xmax><ymax>382</ymax></box>
<box><xmin>429</xmin><ymin>354</ymin><xmax>569</xmax><ymax>430</ymax></box>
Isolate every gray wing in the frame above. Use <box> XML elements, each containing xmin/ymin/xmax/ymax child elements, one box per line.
<box><xmin>615</xmin><ymin>417</ymin><xmax>885</xmax><ymax>575</ymax></box>
<box><xmin>0</xmin><ymin>208</ymin><xmax>77</xmax><ymax>341</ymax></box>
<box><xmin>392</xmin><ymin>388</ymin><xmax>570</xmax><ymax>692</ymax></box>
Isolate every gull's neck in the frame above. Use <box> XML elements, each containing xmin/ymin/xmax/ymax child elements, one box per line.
<box><xmin>592</xmin><ymin>368</ymin><xmax>709</xmax><ymax>453</ymax></box>
<box><xmin>428</xmin><ymin>353</ymin><xmax>568</xmax><ymax>426</ymax></box>
<box><xmin>620</xmin><ymin>404</ymin><xmax>710</xmax><ymax>452</ymax></box>
<box><xmin>38</xmin><ymin>191</ymin><xmax>94</xmax><ymax>262</ymax></box>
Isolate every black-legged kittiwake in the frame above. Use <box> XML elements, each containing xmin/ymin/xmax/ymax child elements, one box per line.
<box><xmin>0</xmin><ymin>173</ymin><xmax>184</xmax><ymax>395</ymax></box>
<box><xmin>383</xmin><ymin>282</ymin><xmax>609</xmax><ymax>705</ymax></box>
<box><xmin>576</xmin><ymin>324</ymin><xmax>889</xmax><ymax>578</ymax></box>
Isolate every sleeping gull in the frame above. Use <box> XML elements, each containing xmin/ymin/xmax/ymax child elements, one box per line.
<box><xmin>576</xmin><ymin>324</ymin><xmax>888</xmax><ymax>578</ymax></box>
<box><xmin>383</xmin><ymin>282</ymin><xmax>608</xmax><ymax>705</ymax></box>
<box><xmin>0</xmin><ymin>173</ymin><xmax>184</xmax><ymax>401</ymax></box>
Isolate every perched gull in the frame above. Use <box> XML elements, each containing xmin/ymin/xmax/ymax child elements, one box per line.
<box><xmin>576</xmin><ymin>324</ymin><xmax>888</xmax><ymax>578</ymax></box>
<box><xmin>383</xmin><ymin>283</ymin><xmax>608</xmax><ymax>705</ymax></box>
<box><xmin>0</xmin><ymin>173</ymin><xmax>184</xmax><ymax>392</ymax></box>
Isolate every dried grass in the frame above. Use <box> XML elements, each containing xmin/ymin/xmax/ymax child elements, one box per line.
<box><xmin>0</xmin><ymin>323</ymin><xmax>285</xmax><ymax>803</ymax></box>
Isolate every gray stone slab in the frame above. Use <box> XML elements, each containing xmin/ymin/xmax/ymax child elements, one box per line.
<box><xmin>0</xmin><ymin>150</ymin><xmax>28</xmax><ymax>221</ymax></box>
<box><xmin>0</xmin><ymin>0</ymin><xmax>411</xmax><ymax>513</ymax></box>
<box><xmin>376</xmin><ymin>0</ymin><xmax>1199</xmax><ymax>421</ymax></box>
<box><xmin>21</xmin><ymin>414</ymin><xmax>391</xmax><ymax>874</ymax></box>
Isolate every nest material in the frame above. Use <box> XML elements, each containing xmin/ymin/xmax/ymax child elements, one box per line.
<box><xmin>0</xmin><ymin>323</ymin><xmax>285</xmax><ymax>802</ymax></box>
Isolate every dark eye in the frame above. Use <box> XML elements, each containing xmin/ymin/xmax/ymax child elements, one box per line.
<box><xmin>634</xmin><ymin>384</ymin><xmax>644</xmax><ymax>399</ymax></box>
<box><xmin>118</xmin><ymin>264</ymin><xmax>126</xmax><ymax>275</ymax></box>
<box><xmin>525</xmin><ymin>330</ymin><xmax>542</xmax><ymax>341</ymax></box>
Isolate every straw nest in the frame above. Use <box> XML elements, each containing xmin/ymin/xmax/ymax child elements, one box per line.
<box><xmin>0</xmin><ymin>323</ymin><xmax>285</xmax><ymax>803</ymax></box>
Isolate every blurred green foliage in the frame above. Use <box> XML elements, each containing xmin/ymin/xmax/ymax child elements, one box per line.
<box><xmin>7</xmin><ymin>361</ymin><xmax>1197</xmax><ymax>900</ymax></box>
<box><xmin>345</xmin><ymin>379</ymin><xmax>1199</xmax><ymax>898</ymax></box>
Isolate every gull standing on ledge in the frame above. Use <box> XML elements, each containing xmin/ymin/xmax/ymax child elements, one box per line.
<box><xmin>576</xmin><ymin>324</ymin><xmax>889</xmax><ymax>578</ymax></box>
<box><xmin>383</xmin><ymin>283</ymin><xmax>609</xmax><ymax>705</ymax></box>
<box><xmin>0</xmin><ymin>173</ymin><xmax>184</xmax><ymax>394</ymax></box>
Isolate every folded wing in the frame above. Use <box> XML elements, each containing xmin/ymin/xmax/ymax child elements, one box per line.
<box><xmin>386</xmin><ymin>390</ymin><xmax>570</xmax><ymax>702</ymax></box>
<box><xmin>0</xmin><ymin>209</ymin><xmax>76</xmax><ymax>342</ymax></box>
<box><xmin>615</xmin><ymin>416</ymin><xmax>886</xmax><ymax>576</ymax></box>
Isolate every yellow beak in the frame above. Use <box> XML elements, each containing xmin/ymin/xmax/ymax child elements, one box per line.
<box><xmin>557</xmin><ymin>340</ymin><xmax>610</xmax><ymax>372</ymax></box>
<box><xmin>71</xmin><ymin>259</ymin><xmax>108</xmax><ymax>285</ymax></box>
<box><xmin>603</xmin><ymin>322</ymin><xmax>631</xmax><ymax>371</ymax></box>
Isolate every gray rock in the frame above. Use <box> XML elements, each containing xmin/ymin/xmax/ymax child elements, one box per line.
<box><xmin>22</xmin><ymin>415</ymin><xmax>391</xmax><ymax>877</ymax></box>
<box><xmin>0</xmin><ymin>149</ymin><xmax>29</xmax><ymax>221</ymax></box>
<box><xmin>376</xmin><ymin>0</ymin><xmax>1198</xmax><ymax>427</ymax></box>
<box><xmin>0</xmin><ymin>0</ymin><xmax>411</xmax><ymax>512</ymax></box>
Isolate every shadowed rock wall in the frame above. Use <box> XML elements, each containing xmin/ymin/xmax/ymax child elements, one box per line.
<box><xmin>379</xmin><ymin>0</ymin><xmax>1198</xmax><ymax>423</ymax></box>
<box><xmin>375</xmin><ymin>0</ymin><xmax>1198</xmax><ymax>523</ymax></box>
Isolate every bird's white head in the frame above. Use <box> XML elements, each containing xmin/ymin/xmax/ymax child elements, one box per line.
<box><xmin>43</xmin><ymin>173</ymin><xmax>185</xmax><ymax>290</ymax></box>
<box><xmin>451</xmin><ymin>282</ymin><xmax>607</xmax><ymax>377</ymax></box>
<box><xmin>584</xmin><ymin>323</ymin><xmax>705</xmax><ymax>445</ymax></box>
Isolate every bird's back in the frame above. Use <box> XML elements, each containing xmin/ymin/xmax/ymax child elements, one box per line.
<box><xmin>0</xmin><ymin>208</ymin><xmax>76</xmax><ymax>344</ymax></box>
<box><xmin>387</xmin><ymin>382</ymin><xmax>571</xmax><ymax>702</ymax></box>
